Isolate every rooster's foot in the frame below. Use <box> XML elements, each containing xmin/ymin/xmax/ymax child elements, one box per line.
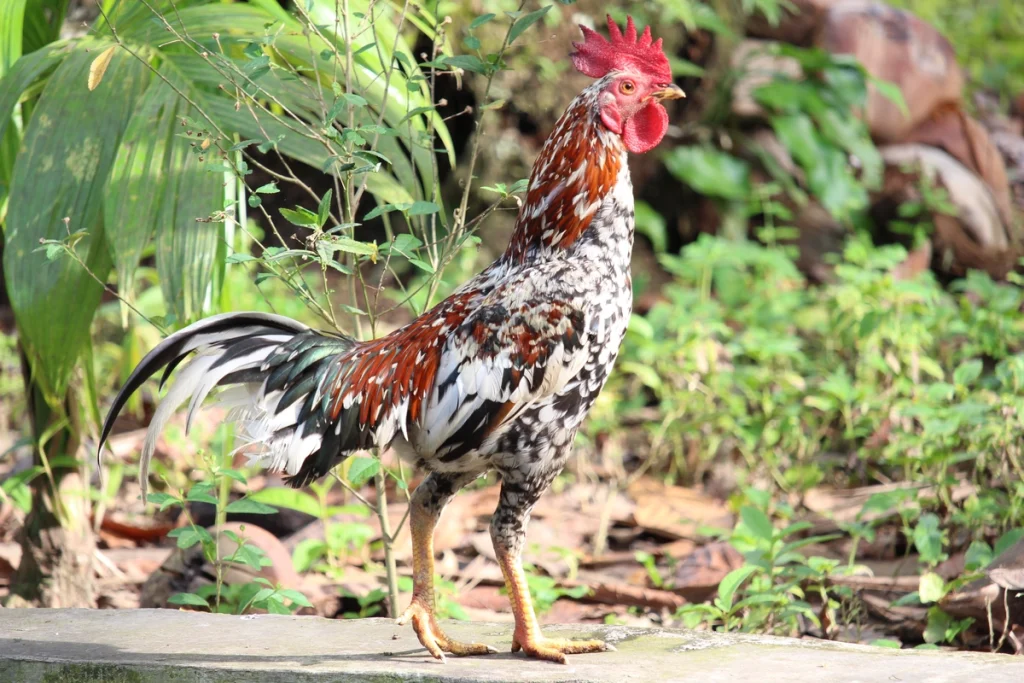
<box><xmin>397</xmin><ymin>599</ymin><xmax>497</xmax><ymax>661</ymax></box>
<box><xmin>511</xmin><ymin>632</ymin><xmax>615</xmax><ymax>664</ymax></box>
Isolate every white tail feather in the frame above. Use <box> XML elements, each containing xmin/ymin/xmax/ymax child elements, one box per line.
<box><xmin>140</xmin><ymin>353</ymin><xmax>220</xmax><ymax>497</ymax></box>
<box><xmin>184</xmin><ymin>341</ymin><xmax>284</xmax><ymax>433</ymax></box>
<box><xmin>215</xmin><ymin>384</ymin><xmax>324</xmax><ymax>477</ymax></box>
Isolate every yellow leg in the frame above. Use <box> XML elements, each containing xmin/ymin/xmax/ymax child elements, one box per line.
<box><xmin>397</xmin><ymin>474</ymin><xmax>496</xmax><ymax>661</ymax></box>
<box><xmin>492</xmin><ymin>483</ymin><xmax>614</xmax><ymax>664</ymax></box>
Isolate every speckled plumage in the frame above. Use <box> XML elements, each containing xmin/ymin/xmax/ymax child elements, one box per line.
<box><xmin>99</xmin><ymin>15</ymin><xmax>680</xmax><ymax>664</ymax></box>
<box><xmin>100</xmin><ymin>78</ymin><xmax>634</xmax><ymax>501</ymax></box>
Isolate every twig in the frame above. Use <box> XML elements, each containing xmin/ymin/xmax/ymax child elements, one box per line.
<box><xmin>330</xmin><ymin>470</ymin><xmax>374</xmax><ymax>509</ymax></box>
<box><xmin>375</xmin><ymin>470</ymin><xmax>400</xmax><ymax>616</ymax></box>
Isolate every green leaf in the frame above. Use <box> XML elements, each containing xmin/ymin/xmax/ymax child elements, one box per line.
<box><xmin>317</xmin><ymin>188</ymin><xmax>333</xmax><ymax>228</ymax></box>
<box><xmin>168</xmin><ymin>525</ymin><xmax>212</xmax><ymax>550</ymax></box>
<box><xmin>224</xmin><ymin>498</ymin><xmax>278</xmax><ymax>515</ymax></box>
<box><xmin>995</xmin><ymin>529</ymin><xmax>1024</xmax><ymax>557</ymax></box>
<box><xmin>1</xmin><ymin>464</ymin><xmax>44</xmax><ymax>512</ymax></box>
<box><xmin>918</xmin><ymin>356</ymin><xmax>945</xmax><ymax>381</ymax></box>
<box><xmin>870</xmin><ymin>639</ymin><xmax>902</xmax><ymax>649</ymax></box>
<box><xmin>923</xmin><ymin>607</ymin><xmax>951</xmax><ymax>645</ymax></box>
<box><xmin>387</xmin><ymin>233</ymin><xmax>423</xmax><ymax>255</ymax></box>
<box><xmin>619</xmin><ymin>361</ymin><xmax>661</xmax><ymax>391</ymax></box>
<box><xmin>812</xmin><ymin>107</ymin><xmax>881</xmax><ymax>189</ymax></box>
<box><xmin>5</xmin><ymin>44</ymin><xmax>149</xmax><ymax>400</ymax></box>
<box><xmin>0</xmin><ymin>40</ymin><xmax>70</xmax><ymax>146</ymax></box>
<box><xmin>107</xmin><ymin>62</ymin><xmax>225</xmax><ymax>326</ymax></box>
<box><xmin>913</xmin><ymin>513</ymin><xmax>945</xmax><ymax>565</ymax></box>
<box><xmin>168</xmin><ymin>592</ymin><xmax>210</xmax><ymax>608</ymax></box>
<box><xmin>663</xmin><ymin>146</ymin><xmax>750</xmax><ymax>200</ymax></box>
<box><xmin>470</xmin><ymin>13</ymin><xmax>496</xmax><ymax>30</ymax></box>
<box><xmin>753</xmin><ymin>79</ymin><xmax>810</xmax><ymax>113</ymax></box>
<box><xmin>407</xmin><ymin>258</ymin><xmax>435</xmax><ymax>274</ymax></box>
<box><xmin>292</xmin><ymin>538</ymin><xmax>327</xmax><ymax>573</ymax></box>
<box><xmin>634</xmin><ymin>200</ymin><xmax>667</xmax><ymax>252</ymax></box>
<box><xmin>216</xmin><ymin>468</ymin><xmax>248</xmax><ymax>484</ymax></box>
<box><xmin>739</xmin><ymin>505</ymin><xmax>775</xmax><ymax>542</ymax></box>
<box><xmin>364</xmin><ymin>202</ymin><xmax>410</xmax><ymax>220</ymax></box>
<box><xmin>870</xmin><ymin>77</ymin><xmax>910</xmax><ymax>118</ymax></box>
<box><xmin>0</xmin><ymin>1</ymin><xmax>26</xmax><ymax>81</ymax></box>
<box><xmin>228</xmin><ymin>138</ymin><xmax>261</xmax><ymax>152</ymax></box>
<box><xmin>226</xmin><ymin>253</ymin><xmax>258</xmax><ymax>264</ymax></box>
<box><xmin>399</xmin><ymin>105</ymin><xmax>436</xmax><ymax>124</ymax></box>
<box><xmin>243</xmin><ymin>54</ymin><xmax>271</xmax><ymax>80</ymax></box>
<box><xmin>320</xmin><ymin>236</ymin><xmax>377</xmax><ymax>260</ymax></box>
<box><xmin>627</xmin><ymin>314</ymin><xmax>655</xmax><ymax>340</ymax></box>
<box><xmin>772</xmin><ymin>113</ymin><xmax>867</xmax><ymax>219</ymax></box>
<box><xmin>918</xmin><ymin>572</ymin><xmax>945</xmax><ymax>603</ymax></box>
<box><xmin>185</xmin><ymin>483</ymin><xmax>219</xmax><ymax>506</ymax></box>
<box><xmin>772</xmin><ymin>113</ymin><xmax>821</xmax><ymax>167</ymax></box>
<box><xmin>280</xmin><ymin>206</ymin><xmax>320</xmax><ymax>228</ymax></box>
<box><xmin>345</xmin><ymin>456</ymin><xmax>380</xmax><ymax>488</ymax></box>
<box><xmin>717</xmin><ymin>564</ymin><xmax>759</xmax><ymax>610</ymax></box>
<box><xmin>408</xmin><ymin>200</ymin><xmax>439</xmax><ymax>216</ymax></box>
<box><xmin>226</xmin><ymin>543</ymin><xmax>272</xmax><ymax>571</ymax></box>
<box><xmin>103</xmin><ymin>71</ymin><xmax>173</xmax><ymax>300</ymax></box>
<box><xmin>508</xmin><ymin>5</ymin><xmax>551</xmax><ymax>44</ymax></box>
<box><xmin>953</xmin><ymin>359</ymin><xmax>983</xmax><ymax>386</ymax></box>
<box><xmin>444</xmin><ymin>54</ymin><xmax>488</xmax><ymax>75</ymax></box>
<box><xmin>964</xmin><ymin>540</ymin><xmax>993</xmax><ymax>572</ymax></box>
<box><xmin>279</xmin><ymin>588</ymin><xmax>313</xmax><ymax>607</ymax></box>
<box><xmin>249</xmin><ymin>487</ymin><xmax>322</xmax><ymax>518</ymax></box>
<box><xmin>21</xmin><ymin>0</ymin><xmax>67</xmax><ymax>55</ymax></box>
<box><xmin>342</xmin><ymin>92</ymin><xmax>367</xmax><ymax>108</ymax></box>
<box><xmin>145</xmin><ymin>492</ymin><xmax>181</xmax><ymax>510</ymax></box>
<box><xmin>255</xmin><ymin>182</ymin><xmax>279</xmax><ymax>194</ymax></box>
<box><xmin>892</xmin><ymin>592</ymin><xmax>922</xmax><ymax>607</ymax></box>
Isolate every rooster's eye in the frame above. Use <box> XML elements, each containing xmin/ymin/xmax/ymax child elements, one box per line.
<box><xmin>619</xmin><ymin>80</ymin><xmax>635</xmax><ymax>95</ymax></box>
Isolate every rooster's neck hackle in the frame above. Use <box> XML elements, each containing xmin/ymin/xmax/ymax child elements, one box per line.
<box><xmin>504</xmin><ymin>79</ymin><xmax>628</xmax><ymax>263</ymax></box>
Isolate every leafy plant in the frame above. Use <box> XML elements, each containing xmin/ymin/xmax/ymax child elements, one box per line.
<box><xmin>147</xmin><ymin>458</ymin><xmax>313</xmax><ymax>614</ymax></box>
<box><xmin>2</xmin><ymin>0</ymin><xmax>455</xmax><ymax>402</ymax></box>
<box><xmin>678</xmin><ymin>489</ymin><xmax>848</xmax><ymax>635</ymax></box>
<box><xmin>602</xmin><ymin>232</ymin><xmax>1024</xmax><ymax>500</ymax></box>
<box><xmin>594</xmin><ymin>231</ymin><xmax>1024</xmax><ymax>640</ymax></box>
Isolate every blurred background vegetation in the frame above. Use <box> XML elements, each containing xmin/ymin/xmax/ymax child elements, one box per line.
<box><xmin>0</xmin><ymin>0</ymin><xmax>1023</xmax><ymax>656</ymax></box>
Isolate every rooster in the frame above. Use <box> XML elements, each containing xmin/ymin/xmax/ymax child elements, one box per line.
<box><xmin>99</xmin><ymin>15</ymin><xmax>682</xmax><ymax>663</ymax></box>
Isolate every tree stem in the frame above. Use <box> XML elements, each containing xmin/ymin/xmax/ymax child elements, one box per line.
<box><xmin>375</xmin><ymin>470</ymin><xmax>399</xmax><ymax>616</ymax></box>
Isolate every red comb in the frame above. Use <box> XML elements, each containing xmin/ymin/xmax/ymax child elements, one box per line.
<box><xmin>570</xmin><ymin>15</ymin><xmax>672</xmax><ymax>83</ymax></box>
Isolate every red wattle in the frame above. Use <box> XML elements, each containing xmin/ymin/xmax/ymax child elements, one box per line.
<box><xmin>623</xmin><ymin>101</ymin><xmax>668</xmax><ymax>154</ymax></box>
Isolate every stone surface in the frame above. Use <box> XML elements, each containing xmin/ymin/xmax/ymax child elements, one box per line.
<box><xmin>2</xmin><ymin>608</ymin><xmax>1023</xmax><ymax>682</ymax></box>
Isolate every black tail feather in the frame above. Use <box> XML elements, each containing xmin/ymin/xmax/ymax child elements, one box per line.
<box><xmin>97</xmin><ymin>312</ymin><xmax>310</xmax><ymax>458</ymax></box>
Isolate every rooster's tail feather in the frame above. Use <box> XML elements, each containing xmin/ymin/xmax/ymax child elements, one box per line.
<box><xmin>97</xmin><ymin>312</ymin><xmax>361</xmax><ymax>495</ymax></box>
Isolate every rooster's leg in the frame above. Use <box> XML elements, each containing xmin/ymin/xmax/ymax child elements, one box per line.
<box><xmin>492</xmin><ymin>480</ymin><xmax>613</xmax><ymax>664</ymax></box>
<box><xmin>397</xmin><ymin>472</ymin><xmax>496</xmax><ymax>661</ymax></box>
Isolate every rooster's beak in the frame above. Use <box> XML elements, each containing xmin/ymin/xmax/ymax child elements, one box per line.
<box><xmin>651</xmin><ymin>84</ymin><xmax>686</xmax><ymax>101</ymax></box>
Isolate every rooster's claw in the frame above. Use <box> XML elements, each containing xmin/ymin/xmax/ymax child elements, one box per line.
<box><xmin>398</xmin><ymin>598</ymin><xmax>497</xmax><ymax>661</ymax></box>
<box><xmin>511</xmin><ymin>634</ymin><xmax>614</xmax><ymax>664</ymax></box>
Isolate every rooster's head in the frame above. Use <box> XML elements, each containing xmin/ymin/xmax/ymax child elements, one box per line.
<box><xmin>570</xmin><ymin>15</ymin><xmax>683</xmax><ymax>154</ymax></box>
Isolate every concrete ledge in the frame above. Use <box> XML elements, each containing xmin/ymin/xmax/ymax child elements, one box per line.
<box><xmin>1</xmin><ymin>608</ymin><xmax>1022</xmax><ymax>682</ymax></box>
